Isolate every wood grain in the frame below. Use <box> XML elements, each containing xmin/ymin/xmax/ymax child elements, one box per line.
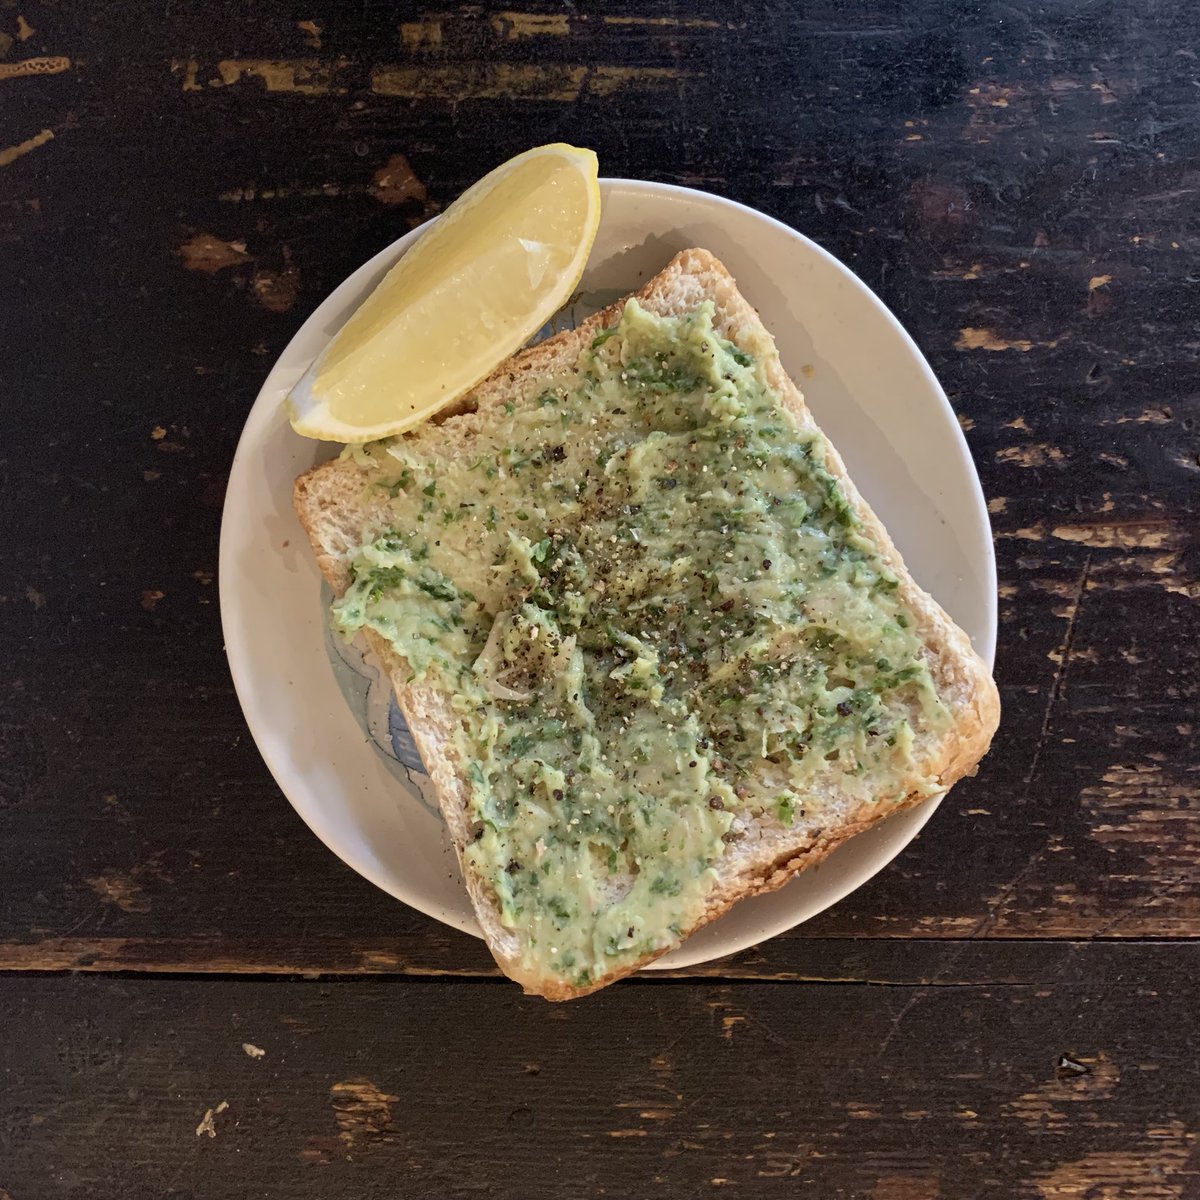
<box><xmin>1</xmin><ymin>0</ymin><xmax>1198</xmax><ymax>972</ymax></box>
<box><xmin>3</xmin><ymin>0</ymin><xmax>1199</xmax><ymax>1191</ymax></box>
<box><xmin>2</xmin><ymin>0</ymin><xmax>1200</xmax><ymax>974</ymax></box>
<box><xmin>1</xmin><ymin>969</ymin><xmax>1197</xmax><ymax>1198</ymax></box>
<box><xmin>0</xmin><ymin>0</ymin><xmax>1195</xmax><ymax>945</ymax></box>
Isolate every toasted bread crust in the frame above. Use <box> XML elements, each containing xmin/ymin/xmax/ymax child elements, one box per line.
<box><xmin>294</xmin><ymin>248</ymin><xmax>1000</xmax><ymax>1000</ymax></box>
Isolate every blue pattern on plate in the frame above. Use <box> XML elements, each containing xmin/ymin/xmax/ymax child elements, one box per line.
<box><xmin>387</xmin><ymin>698</ymin><xmax>425</xmax><ymax>770</ymax></box>
<box><xmin>321</xmin><ymin>289</ymin><xmax>625</xmax><ymax>807</ymax></box>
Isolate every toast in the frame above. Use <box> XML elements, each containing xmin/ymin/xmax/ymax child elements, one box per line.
<box><xmin>294</xmin><ymin>248</ymin><xmax>1000</xmax><ymax>999</ymax></box>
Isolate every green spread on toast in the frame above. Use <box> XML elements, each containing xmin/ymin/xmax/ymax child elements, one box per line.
<box><xmin>333</xmin><ymin>299</ymin><xmax>949</xmax><ymax>988</ymax></box>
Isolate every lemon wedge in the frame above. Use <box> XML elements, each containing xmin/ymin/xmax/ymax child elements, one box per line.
<box><xmin>287</xmin><ymin>143</ymin><xmax>601</xmax><ymax>442</ymax></box>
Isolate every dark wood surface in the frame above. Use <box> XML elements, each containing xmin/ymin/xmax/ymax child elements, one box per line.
<box><xmin>3</xmin><ymin>1</ymin><xmax>1198</xmax><ymax>1195</ymax></box>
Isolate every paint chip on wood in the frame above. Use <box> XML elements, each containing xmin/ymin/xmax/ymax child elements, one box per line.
<box><xmin>86</xmin><ymin>872</ymin><xmax>151</xmax><ymax>913</ymax></box>
<box><xmin>178</xmin><ymin>233</ymin><xmax>251</xmax><ymax>274</ymax></box>
<box><xmin>400</xmin><ymin>20</ymin><xmax>443</xmax><ymax>49</ymax></box>
<box><xmin>330</xmin><ymin>1078</ymin><xmax>399</xmax><ymax>1150</ymax></box>
<box><xmin>251</xmin><ymin>266</ymin><xmax>300</xmax><ymax>313</ymax></box>
<box><xmin>956</xmin><ymin>327</ymin><xmax>1059</xmax><ymax>352</ymax></box>
<box><xmin>491</xmin><ymin>12</ymin><xmax>569</xmax><ymax>39</ymax></box>
<box><xmin>995</xmin><ymin>444</ymin><xmax>1065</xmax><ymax>467</ymax></box>
<box><xmin>0</xmin><ymin>55</ymin><xmax>69</xmax><ymax>80</ymax></box>
<box><xmin>371</xmin><ymin>153</ymin><xmax>427</xmax><ymax>205</ymax></box>
<box><xmin>370</xmin><ymin>62</ymin><xmax>685</xmax><ymax>102</ymax></box>
<box><xmin>195</xmin><ymin>1099</ymin><xmax>228</xmax><ymax>1138</ymax></box>
<box><xmin>0</xmin><ymin>127</ymin><xmax>53</xmax><ymax>168</ymax></box>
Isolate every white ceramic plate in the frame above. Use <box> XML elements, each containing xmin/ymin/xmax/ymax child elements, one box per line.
<box><xmin>220</xmin><ymin>180</ymin><xmax>996</xmax><ymax>970</ymax></box>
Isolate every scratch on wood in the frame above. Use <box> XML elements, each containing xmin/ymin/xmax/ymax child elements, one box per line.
<box><xmin>0</xmin><ymin>55</ymin><xmax>70</xmax><ymax>79</ymax></box>
<box><xmin>1025</xmin><ymin>555</ymin><xmax>1090</xmax><ymax>785</ymax></box>
<box><xmin>490</xmin><ymin>12</ymin><xmax>569</xmax><ymax>39</ymax></box>
<box><xmin>875</xmin><ymin>990</ymin><xmax>927</xmax><ymax>1061</ymax></box>
<box><xmin>603</xmin><ymin>15</ymin><xmax>738</xmax><ymax>29</ymax></box>
<box><xmin>296</xmin><ymin>19</ymin><xmax>322</xmax><ymax>49</ymax></box>
<box><xmin>370</xmin><ymin>63</ymin><xmax>686</xmax><ymax>101</ymax></box>
<box><xmin>0</xmin><ymin>126</ymin><xmax>52</xmax><ymax>167</ymax></box>
<box><xmin>973</xmin><ymin>837</ymin><xmax>1064</xmax><ymax>939</ymax></box>
<box><xmin>0</xmin><ymin>937</ymin><xmax>498</xmax><ymax>975</ymax></box>
<box><xmin>956</xmin><ymin>327</ymin><xmax>1060</xmax><ymax>352</ymax></box>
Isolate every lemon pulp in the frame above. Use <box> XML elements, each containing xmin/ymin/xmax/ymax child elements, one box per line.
<box><xmin>288</xmin><ymin>144</ymin><xmax>600</xmax><ymax>441</ymax></box>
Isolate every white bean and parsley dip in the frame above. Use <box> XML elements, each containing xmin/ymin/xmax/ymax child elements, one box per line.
<box><xmin>333</xmin><ymin>299</ymin><xmax>949</xmax><ymax>988</ymax></box>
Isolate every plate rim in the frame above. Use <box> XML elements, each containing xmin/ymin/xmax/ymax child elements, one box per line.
<box><xmin>219</xmin><ymin>176</ymin><xmax>997</xmax><ymax>968</ymax></box>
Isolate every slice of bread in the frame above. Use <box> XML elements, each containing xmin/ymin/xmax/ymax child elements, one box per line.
<box><xmin>294</xmin><ymin>248</ymin><xmax>1000</xmax><ymax>999</ymax></box>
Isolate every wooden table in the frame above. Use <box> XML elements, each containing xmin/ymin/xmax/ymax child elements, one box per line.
<box><xmin>3</xmin><ymin>2</ymin><xmax>1198</xmax><ymax>1195</ymax></box>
